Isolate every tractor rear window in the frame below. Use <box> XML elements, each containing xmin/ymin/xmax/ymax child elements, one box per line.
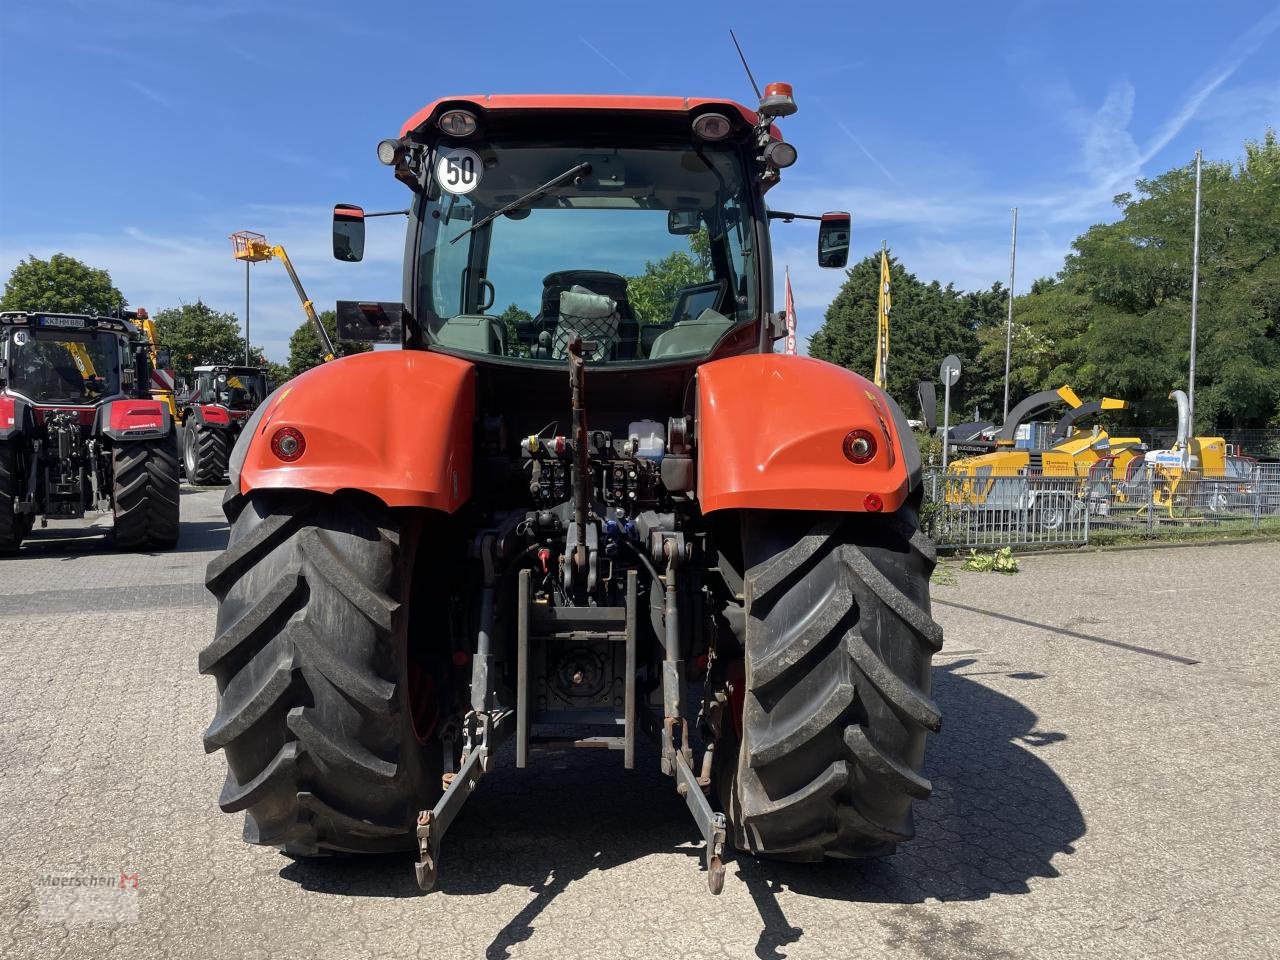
<box><xmin>414</xmin><ymin>141</ymin><xmax>758</xmax><ymax>365</ymax></box>
<box><xmin>4</xmin><ymin>329</ymin><xmax>122</xmax><ymax>404</ymax></box>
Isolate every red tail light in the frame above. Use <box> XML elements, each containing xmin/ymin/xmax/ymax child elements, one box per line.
<box><xmin>843</xmin><ymin>429</ymin><xmax>877</xmax><ymax>464</ymax></box>
<box><xmin>270</xmin><ymin>426</ymin><xmax>305</xmax><ymax>462</ymax></box>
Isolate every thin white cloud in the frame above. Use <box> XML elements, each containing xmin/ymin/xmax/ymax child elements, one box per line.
<box><xmin>1039</xmin><ymin>4</ymin><xmax>1280</xmax><ymax>223</ymax></box>
<box><xmin>124</xmin><ymin>79</ymin><xmax>169</xmax><ymax>107</ymax></box>
<box><xmin>834</xmin><ymin>121</ymin><xmax>903</xmax><ymax>188</ymax></box>
<box><xmin>227</xmin><ymin>44</ymin><xmax>265</xmax><ymax>66</ymax></box>
<box><xmin>1140</xmin><ymin>4</ymin><xmax>1280</xmax><ymax>166</ymax></box>
<box><xmin>578</xmin><ymin>36</ymin><xmax>633</xmax><ymax>83</ymax></box>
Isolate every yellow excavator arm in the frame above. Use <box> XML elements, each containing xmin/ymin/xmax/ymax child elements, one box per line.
<box><xmin>65</xmin><ymin>341</ymin><xmax>98</xmax><ymax>380</ymax></box>
<box><xmin>137</xmin><ymin>312</ymin><xmax>179</xmax><ymax>419</ymax></box>
<box><xmin>230</xmin><ymin>231</ymin><xmax>337</xmax><ymax>363</ymax></box>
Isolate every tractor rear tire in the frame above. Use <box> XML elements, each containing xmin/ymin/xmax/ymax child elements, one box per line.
<box><xmin>184</xmin><ymin>423</ymin><xmax>229</xmax><ymax>486</ymax></box>
<box><xmin>728</xmin><ymin>506</ymin><xmax>943</xmax><ymax>861</ymax></box>
<box><xmin>0</xmin><ymin>440</ymin><xmax>22</xmax><ymax>553</ymax></box>
<box><xmin>112</xmin><ymin>435</ymin><xmax>180</xmax><ymax>550</ymax></box>
<box><xmin>200</xmin><ymin>492</ymin><xmax>444</xmax><ymax>855</ymax></box>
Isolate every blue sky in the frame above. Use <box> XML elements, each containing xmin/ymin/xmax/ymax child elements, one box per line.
<box><xmin>1</xmin><ymin>0</ymin><xmax>1277</xmax><ymax>361</ymax></box>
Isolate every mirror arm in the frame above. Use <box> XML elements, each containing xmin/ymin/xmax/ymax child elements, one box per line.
<box><xmin>364</xmin><ymin>209</ymin><xmax>411</xmax><ymax>218</ymax></box>
<box><xmin>767</xmin><ymin>210</ymin><xmax>823</xmax><ymax>223</ymax></box>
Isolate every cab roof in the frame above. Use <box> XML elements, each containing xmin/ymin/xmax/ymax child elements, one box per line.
<box><xmin>0</xmin><ymin>310</ymin><xmax>134</xmax><ymax>334</ymax></box>
<box><xmin>400</xmin><ymin>95</ymin><xmax>770</xmax><ymax>139</ymax></box>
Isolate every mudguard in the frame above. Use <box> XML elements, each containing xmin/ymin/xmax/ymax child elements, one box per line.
<box><xmin>192</xmin><ymin>404</ymin><xmax>233</xmax><ymax>428</ymax></box>
<box><xmin>696</xmin><ymin>354</ymin><xmax>919</xmax><ymax>514</ymax></box>
<box><xmin>237</xmin><ymin>350</ymin><xmax>475</xmax><ymax>512</ymax></box>
<box><xmin>0</xmin><ymin>396</ymin><xmax>32</xmax><ymax>440</ymax></box>
<box><xmin>97</xmin><ymin>399</ymin><xmax>172</xmax><ymax>441</ymax></box>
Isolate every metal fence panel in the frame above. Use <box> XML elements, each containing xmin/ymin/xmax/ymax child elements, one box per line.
<box><xmin>924</xmin><ymin>473</ymin><xmax>1088</xmax><ymax>548</ymax></box>
<box><xmin>922</xmin><ymin>468</ymin><xmax>1277</xmax><ymax>548</ymax></box>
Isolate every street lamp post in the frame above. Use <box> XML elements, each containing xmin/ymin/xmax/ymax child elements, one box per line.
<box><xmin>1002</xmin><ymin>207</ymin><xmax>1017</xmax><ymax>422</ymax></box>
<box><xmin>244</xmin><ymin>259</ymin><xmax>251</xmax><ymax>366</ymax></box>
<box><xmin>1186</xmin><ymin>150</ymin><xmax>1202</xmax><ymax>466</ymax></box>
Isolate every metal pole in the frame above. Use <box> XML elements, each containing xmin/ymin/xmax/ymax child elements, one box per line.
<box><xmin>243</xmin><ymin>257</ymin><xmax>250</xmax><ymax>366</ymax></box>
<box><xmin>1002</xmin><ymin>207</ymin><xmax>1018</xmax><ymax>421</ymax></box>
<box><xmin>942</xmin><ymin>379</ymin><xmax>951</xmax><ymax>472</ymax></box>
<box><xmin>1186</xmin><ymin>150</ymin><xmax>1202</xmax><ymax>468</ymax></box>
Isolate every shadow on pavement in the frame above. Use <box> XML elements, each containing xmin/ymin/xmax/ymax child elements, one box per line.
<box><xmin>736</xmin><ymin>658</ymin><xmax>1083</xmax><ymax>957</ymax></box>
<box><xmin>171</xmin><ymin>519</ymin><xmax>230</xmax><ymax>554</ymax></box>
<box><xmin>277</xmin><ymin>659</ymin><xmax>1083</xmax><ymax>959</ymax></box>
<box><xmin>1</xmin><ymin>518</ymin><xmax>229</xmax><ymax>559</ymax></box>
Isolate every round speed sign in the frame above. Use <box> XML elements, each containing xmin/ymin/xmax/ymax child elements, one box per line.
<box><xmin>939</xmin><ymin>354</ymin><xmax>962</xmax><ymax>387</ymax></box>
<box><xmin>435</xmin><ymin>147</ymin><xmax>482</xmax><ymax>195</ymax></box>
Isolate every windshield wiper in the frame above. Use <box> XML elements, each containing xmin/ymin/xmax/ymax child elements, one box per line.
<box><xmin>450</xmin><ymin>161</ymin><xmax>592</xmax><ymax>244</ymax></box>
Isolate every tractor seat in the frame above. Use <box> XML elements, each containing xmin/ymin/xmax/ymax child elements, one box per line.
<box><xmin>532</xmin><ymin>270</ymin><xmax>638</xmax><ymax>360</ymax></box>
<box><xmin>551</xmin><ymin>286</ymin><xmax>620</xmax><ymax>361</ymax></box>
<box><xmin>647</xmin><ymin>308</ymin><xmax>734</xmax><ymax>359</ymax></box>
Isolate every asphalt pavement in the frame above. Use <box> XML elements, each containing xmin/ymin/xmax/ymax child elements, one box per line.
<box><xmin>1</xmin><ymin>485</ymin><xmax>1278</xmax><ymax>959</ymax></box>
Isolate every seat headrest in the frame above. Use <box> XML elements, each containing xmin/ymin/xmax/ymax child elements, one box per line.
<box><xmin>559</xmin><ymin>285</ymin><xmax>617</xmax><ymax>320</ymax></box>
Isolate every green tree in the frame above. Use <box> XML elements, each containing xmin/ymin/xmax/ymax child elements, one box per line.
<box><xmin>810</xmin><ymin>253</ymin><xmax>995</xmax><ymax>420</ymax></box>
<box><xmin>0</xmin><ymin>253</ymin><xmax>125</xmax><ymax>314</ymax></box>
<box><xmin>1005</xmin><ymin>128</ymin><xmax>1280</xmax><ymax>431</ymax></box>
<box><xmin>286</xmin><ymin>310</ymin><xmax>370</xmax><ymax>378</ymax></box>
<box><xmin>152</xmin><ymin>301</ymin><xmax>247</xmax><ymax>383</ymax></box>
<box><xmin>626</xmin><ymin>229</ymin><xmax>713</xmax><ymax>326</ymax></box>
<box><xmin>496</xmin><ymin>303</ymin><xmax>533</xmax><ymax>357</ymax></box>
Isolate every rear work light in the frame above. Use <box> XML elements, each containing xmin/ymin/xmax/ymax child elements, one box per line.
<box><xmin>843</xmin><ymin>429</ymin><xmax>877</xmax><ymax>464</ymax></box>
<box><xmin>377</xmin><ymin>138</ymin><xmax>405</xmax><ymax>165</ymax></box>
<box><xmin>438</xmin><ymin>109</ymin><xmax>478</xmax><ymax>137</ymax></box>
<box><xmin>270</xmin><ymin>426</ymin><xmax>305</xmax><ymax>462</ymax></box>
<box><xmin>692</xmin><ymin>112</ymin><xmax>732</xmax><ymax>141</ymax></box>
<box><xmin>763</xmin><ymin>140</ymin><xmax>798</xmax><ymax>169</ymax></box>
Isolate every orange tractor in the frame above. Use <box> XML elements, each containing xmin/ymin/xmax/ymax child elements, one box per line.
<box><xmin>199</xmin><ymin>88</ymin><xmax>941</xmax><ymax>894</ymax></box>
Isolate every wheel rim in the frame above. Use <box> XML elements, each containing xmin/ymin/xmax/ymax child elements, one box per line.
<box><xmin>183</xmin><ymin>429</ymin><xmax>197</xmax><ymax>477</ymax></box>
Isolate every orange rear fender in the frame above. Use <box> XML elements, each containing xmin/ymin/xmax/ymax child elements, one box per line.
<box><xmin>696</xmin><ymin>354</ymin><xmax>918</xmax><ymax>514</ymax></box>
<box><xmin>238</xmin><ymin>351</ymin><xmax>475</xmax><ymax>512</ymax></box>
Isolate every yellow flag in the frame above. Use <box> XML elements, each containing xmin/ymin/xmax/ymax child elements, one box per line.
<box><xmin>874</xmin><ymin>249</ymin><xmax>891</xmax><ymax>389</ymax></box>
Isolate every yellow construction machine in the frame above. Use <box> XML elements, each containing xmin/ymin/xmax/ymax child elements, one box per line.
<box><xmin>131</xmin><ymin>308</ymin><xmax>178</xmax><ymax>419</ymax></box>
<box><xmin>1128</xmin><ymin>390</ymin><xmax>1235</xmax><ymax>517</ymax></box>
<box><xmin>229</xmin><ymin>231</ymin><xmax>336</xmax><ymax>363</ymax></box>
<box><xmin>945</xmin><ymin>386</ymin><xmax>1140</xmax><ymax>511</ymax></box>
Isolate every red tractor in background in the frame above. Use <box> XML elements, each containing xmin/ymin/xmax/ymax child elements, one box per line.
<box><xmin>200</xmin><ymin>86</ymin><xmax>941</xmax><ymax>894</ymax></box>
<box><xmin>177</xmin><ymin>364</ymin><xmax>270</xmax><ymax>485</ymax></box>
<box><xmin>0</xmin><ymin>310</ymin><xmax>179</xmax><ymax>552</ymax></box>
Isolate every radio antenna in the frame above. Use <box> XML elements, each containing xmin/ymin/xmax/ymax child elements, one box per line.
<box><xmin>729</xmin><ymin>29</ymin><xmax>762</xmax><ymax>100</ymax></box>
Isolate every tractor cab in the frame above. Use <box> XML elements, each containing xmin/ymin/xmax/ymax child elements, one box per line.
<box><xmin>187</xmin><ymin>365</ymin><xmax>268</xmax><ymax>412</ymax></box>
<box><xmin>330</xmin><ymin>94</ymin><xmax>849</xmax><ymax>367</ymax></box>
<box><xmin>176</xmin><ymin>365</ymin><xmax>269</xmax><ymax>486</ymax></box>
<box><xmin>0</xmin><ymin>312</ymin><xmax>135</xmax><ymax>408</ymax></box>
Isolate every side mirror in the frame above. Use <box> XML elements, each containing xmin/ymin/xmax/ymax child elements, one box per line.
<box><xmin>667</xmin><ymin>210</ymin><xmax>700</xmax><ymax>235</ymax></box>
<box><xmin>155</xmin><ymin>347</ymin><xmax>172</xmax><ymax>371</ymax></box>
<box><xmin>817</xmin><ymin>212</ymin><xmax>851</xmax><ymax>269</ymax></box>
<box><xmin>333</xmin><ymin>204</ymin><xmax>366</xmax><ymax>262</ymax></box>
